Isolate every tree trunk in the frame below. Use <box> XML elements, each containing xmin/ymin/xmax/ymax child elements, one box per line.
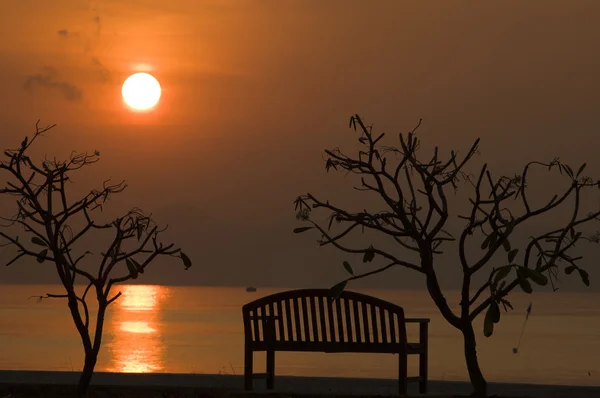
<box><xmin>461</xmin><ymin>324</ymin><xmax>487</xmax><ymax>397</ymax></box>
<box><xmin>77</xmin><ymin>349</ymin><xmax>98</xmax><ymax>397</ymax></box>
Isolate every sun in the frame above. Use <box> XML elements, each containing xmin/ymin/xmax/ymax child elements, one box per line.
<box><xmin>122</xmin><ymin>73</ymin><xmax>161</xmax><ymax>111</ymax></box>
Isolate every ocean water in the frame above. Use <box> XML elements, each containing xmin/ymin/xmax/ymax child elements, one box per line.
<box><xmin>0</xmin><ymin>284</ymin><xmax>598</xmax><ymax>386</ymax></box>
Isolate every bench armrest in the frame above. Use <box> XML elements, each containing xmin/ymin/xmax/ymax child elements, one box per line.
<box><xmin>405</xmin><ymin>318</ymin><xmax>430</xmax><ymax>323</ymax></box>
<box><xmin>405</xmin><ymin>318</ymin><xmax>429</xmax><ymax>350</ymax></box>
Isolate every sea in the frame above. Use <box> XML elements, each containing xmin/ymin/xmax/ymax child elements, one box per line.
<box><xmin>0</xmin><ymin>284</ymin><xmax>598</xmax><ymax>386</ymax></box>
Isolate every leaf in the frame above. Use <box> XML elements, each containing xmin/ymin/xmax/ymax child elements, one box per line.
<box><xmin>483</xmin><ymin>306</ymin><xmax>495</xmax><ymax>337</ymax></box>
<box><xmin>31</xmin><ymin>237</ymin><xmax>46</xmax><ymax>247</ymax></box>
<box><xmin>493</xmin><ymin>266</ymin><xmax>512</xmax><ymax>286</ymax></box>
<box><xmin>131</xmin><ymin>258</ymin><xmax>144</xmax><ymax>274</ymax></box>
<box><xmin>36</xmin><ymin>249</ymin><xmax>48</xmax><ymax>263</ymax></box>
<box><xmin>363</xmin><ymin>246</ymin><xmax>375</xmax><ymax>263</ymax></box>
<box><xmin>489</xmin><ymin>233</ymin><xmax>498</xmax><ymax>249</ymax></box>
<box><xmin>296</xmin><ymin>208</ymin><xmax>311</xmax><ymax>221</ymax></box>
<box><xmin>489</xmin><ymin>301</ymin><xmax>501</xmax><ymax>323</ymax></box>
<box><xmin>565</xmin><ymin>265</ymin><xmax>577</xmax><ymax>275</ymax></box>
<box><xmin>517</xmin><ymin>271</ymin><xmax>533</xmax><ymax>294</ymax></box>
<box><xmin>328</xmin><ymin>215</ymin><xmax>335</xmax><ymax>230</ymax></box>
<box><xmin>125</xmin><ymin>258</ymin><xmax>138</xmax><ymax>279</ymax></box>
<box><xmin>578</xmin><ymin>268</ymin><xmax>590</xmax><ymax>287</ymax></box>
<box><xmin>507</xmin><ymin>249</ymin><xmax>519</xmax><ymax>264</ymax></box>
<box><xmin>180</xmin><ymin>252</ymin><xmax>192</xmax><ymax>270</ymax></box>
<box><xmin>329</xmin><ymin>280</ymin><xmax>347</xmax><ymax>300</ymax></box>
<box><xmin>293</xmin><ymin>227</ymin><xmax>314</xmax><ymax>234</ymax></box>
<box><xmin>501</xmin><ymin>238</ymin><xmax>511</xmax><ymax>252</ymax></box>
<box><xmin>519</xmin><ymin>267</ymin><xmax>548</xmax><ymax>286</ymax></box>
<box><xmin>576</xmin><ymin>163</ymin><xmax>586</xmax><ymax>177</ymax></box>
<box><xmin>500</xmin><ymin>298</ymin><xmax>513</xmax><ymax>312</ymax></box>
<box><xmin>481</xmin><ymin>232</ymin><xmax>495</xmax><ymax>250</ymax></box>
<box><xmin>564</xmin><ymin>164</ymin><xmax>574</xmax><ymax>178</ymax></box>
<box><xmin>342</xmin><ymin>261</ymin><xmax>354</xmax><ymax>275</ymax></box>
<box><xmin>535</xmin><ymin>256</ymin><xmax>543</xmax><ymax>270</ymax></box>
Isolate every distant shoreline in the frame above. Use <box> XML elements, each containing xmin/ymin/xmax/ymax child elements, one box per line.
<box><xmin>0</xmin><ymin>371</ymin><xmax>599</xmax><ymax>398</ymax></box>
<box><xmin>1</xmin><ymin>282</ymin><xmax>599</xmax><ymax>294</ymax></box>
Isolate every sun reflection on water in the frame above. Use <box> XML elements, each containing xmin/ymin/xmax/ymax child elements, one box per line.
<box><xmin>107</xmin><ymin>285</ymin><xmax>169</xmax><ymax>373</ymax></box>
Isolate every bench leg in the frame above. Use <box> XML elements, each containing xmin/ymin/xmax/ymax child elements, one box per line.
<box><xmin>419</xmin><ymin>322</ymin><xmax>428</xmax><ymax>394</ymax></box>
<box><xmin>244</xmin><ymin>347</ymin><xmax>253</xmax><ymax>391</ymax></box>
<box><xmin>419</xmin><ymin>350</ymin><xmax>428</xmax><ymax>394</ymax></box>
<box><xmin>398</xmin><ymin>353</ymin><xmax>407</xmax><ymax>397</ymax></box>
<box><xmin>266</xmin><ymin>349</ymin><xmax>275</xmax><ymax>389</ymax></box>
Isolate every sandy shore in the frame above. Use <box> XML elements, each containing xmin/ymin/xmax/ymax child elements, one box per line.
<box><xmin>0</xmin><ymin>371</ymin><xmax>599</xmax><ymax>397</ymax></box>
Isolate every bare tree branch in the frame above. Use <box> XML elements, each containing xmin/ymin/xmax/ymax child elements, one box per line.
<box><xmin>0</xmin><ymin>122</ymin><xmax>194</xmax><ymax>395</ymax></box>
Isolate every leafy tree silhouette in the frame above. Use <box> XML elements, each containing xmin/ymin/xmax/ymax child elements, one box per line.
<box><xmin>294</xmin><ymin>114</ymin><xmax>599</xmax><ymax>397</ymax></box>
<box><xmin>0</xmin><ymin>122</ymin><xmax>192</xmax><ymax>397</ymax></box>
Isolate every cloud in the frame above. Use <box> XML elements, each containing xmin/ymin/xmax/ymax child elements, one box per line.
<box><xmin>23</xmin><ymin>67</ymin><xmax>83</xmax><ymax>102</ymax></box>
<box><xmin>93</xmin><ymin>15</ymin><xmax>101</xmax><ymax>36</ymax></box>
<box><xmin>56</xmin><ymin>13</ymin><xmax>110</xmax><ymax>83</ymax></box>
<box><xmin>91</xmin><ymin>56</ymin><xmax>110</xmax><ymax>82</ymax></box>
<box><xmin>57</xmin><ymin>29</ymin><xmax>78</xmax><ymax>38</ymax></box>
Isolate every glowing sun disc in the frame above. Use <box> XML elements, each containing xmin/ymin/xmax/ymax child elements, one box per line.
<box><xmin>122</xmin><ymin>73</ymin><xmax>161</xmax><ymax>111</ymax></box>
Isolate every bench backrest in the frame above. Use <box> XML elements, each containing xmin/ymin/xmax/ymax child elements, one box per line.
<box><xmin>242</xmin><ymin>289</ymin><xmax>407</xmax><ymax>348</ymax></box>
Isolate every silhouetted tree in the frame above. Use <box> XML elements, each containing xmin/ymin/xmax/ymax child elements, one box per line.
<box><xmin>0</xmin><ymin>122</ymin><xmax>192</xmax><ymax>397</ymax></box>
<box><xmin>294</xmin><ymin>114</ymin><xmax>599</xmax><ymax>397</ymax></box>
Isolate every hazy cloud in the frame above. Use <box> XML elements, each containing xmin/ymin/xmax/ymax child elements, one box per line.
<box><xmin>56</xmin><ymin>13</ymin><xmax>110</xmax><ymax>83</ymax></box>
<box><xmin>57</xmin><ymin>29</ymin><xmax>78</xmax><ymax>38</ymax></box>
<box><xmin>91</xmin><ymin>56</ymin><xmax>110</xmax><ymax>82</ymax></box>
<box><xmin>23</xmin><ymin>67</ymin><xmax>83</xmax><ymax>101</ymax></box>
<box><xmin>93</xmin><ymin>15</ymin><xmax>101</xmax><ymax>36</ymax></box>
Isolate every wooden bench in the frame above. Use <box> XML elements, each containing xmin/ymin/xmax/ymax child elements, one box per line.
<box><xmin>242</xmin><ymin>289</ymin><xmax>429</xmax><ymax>396</ymax></box>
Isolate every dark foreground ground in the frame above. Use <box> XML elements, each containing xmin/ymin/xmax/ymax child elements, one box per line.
<box><xmin>0</xmin><ymin>372</ymin><xmax>599</xmax><ymax>398</ymax></box>
<box><xmin>0</xmin><ymin>384</ymin><xmax>529</xmax><ymax>398</ymax></box>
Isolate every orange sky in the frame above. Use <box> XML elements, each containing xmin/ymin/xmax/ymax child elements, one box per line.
<box><xmin>1</xmin><ymin>0</ymin><xmax>600</xmax><ymax>291</ymax></box>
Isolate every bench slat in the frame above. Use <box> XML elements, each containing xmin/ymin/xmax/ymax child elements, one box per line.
<box><xmin>261</xmin><ymin>305</ymin><xmax>268</xmax><ymax>341</ymax></box>
<box><xmin>335</xmin><ymin>297</ymin><xmax>344</xmax><ymax>342</ymax></box>
<box><xmin>267</xmin><ymin>302</ymin><xmax>275</xmax><ymax>341</ymax></box>
<box><xmin>327</xmin><ymin>297</ymin><xmax>336</xmax><ymax>343</ymax></box>
<box><xmin>380</xmin><ymin>308</ymin><xmax>388</xmax><ymax>343</ymax></box>
<box><xmin>371</xmin><ymin>303</ymin><xmax>379</xmax><ymax>343</ymax></box>
<box><xmin>389</xmin><ymin>311</ymin><xmax>397</xmax><ymax>344</ymax></box>
<box><xmin>310</xmin><ymin>296</ymin><xmax>319</xmax><ymax>342</ymax></box>
<box><xmin>353</xmin><ymin>298</ymin><xmax>362</xmax><ymax>343</ymax></box>
<box><xmin>344</xmin><ymin>298</ymin><xmax>353</xmax><ymax>343</ymax></box>
<box><xmin>361</xmin><ymin>301</ymin><xmax>370</xmax><ymax>343</ymax></box>
<box><xmin>292</xmin><ymin>297</ymin><xmax>301</xmax><ymax>342</ymax></box>
<box><xmin>276</xmin><ymin>300</ymin><xmax>284</xmax><ymax>342</ymax></box>
<box><xmin>284</xmin><ymin>299</ymin><xmax>293</xmax><ymax>342</ymax></box>
<box><xmin>252</xmin><ymin>309</ymin><xmax>259</xmax><ymax>342</ymax></box>
<box><xmin>301</xmin><ymin>296</ymin><xmax>310</xmax><ymax>342</ymax></box>
<box><xmin>318</xmin><ymin>295</ymin><xmax>327</xmax><ymax>343</ymax></box>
